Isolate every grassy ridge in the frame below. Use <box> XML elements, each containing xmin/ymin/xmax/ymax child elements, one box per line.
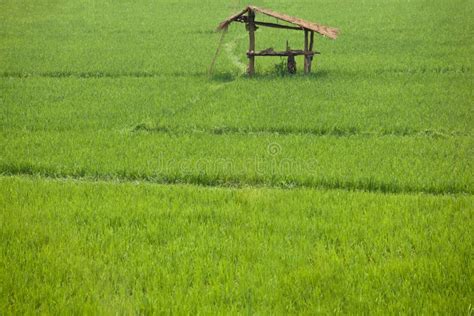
<box><xmin>1</xmin><ymin>176</ymin><xmax>472</xmax><ymax>314</ymax></box>
<box><xmin>1</xmin><ymin>75</ymin><xmax>472</xmax><ymax>134</ymax></box>
<box><xmin>1</xmin><ymin>131</ymin><xmax>472</xmax><ymax>194</ymax></box>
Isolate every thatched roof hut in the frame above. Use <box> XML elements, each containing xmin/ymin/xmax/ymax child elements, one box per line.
<box><xmin>213</xmin><ymin>6</ymin><xmax>339</xmax><ymax>75</ymax></box>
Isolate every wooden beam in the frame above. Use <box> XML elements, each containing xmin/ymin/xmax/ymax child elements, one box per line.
<box><xmin>254</xmin><ymin>21</ymin><xmax>302</xmax><ymax>30</ymax></box>
<box><xmin>247</xmin><ymin>50</ymin><xmax>319</xmax><ymax>57</ymax></box>
<box><xmin>247</xmin><ymin>10</ymin><xmax>256</xmax><ymax>76</ymax></box>
<box><xmin>304</xmin><ymin>29</ymin><xmax>309</xmax><ymax>74</ymax></box>
<box><xmin>236</xmin><ymin>18</ymin><xmax>302</xmax><ymax>31</ymax></box>
<box><xmin>208</xmin><ymin>29</ymin><xmax>227</xmax><ymax>75</ymax></box>
<box><xmin>308</xmin><ymin>31</ymin><xmax>315</xmax><ymax>73</ymax></box>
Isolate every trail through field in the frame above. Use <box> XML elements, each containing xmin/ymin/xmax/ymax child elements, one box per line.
<box><xmin>224</xmin><ymin>33</ymin><xmax>247</xmax><ymax>74</ymax></box>
<box><xmin>197</xmin><ymin>31</ymin><xmax>247</xmax><ymax>108</ymax></box>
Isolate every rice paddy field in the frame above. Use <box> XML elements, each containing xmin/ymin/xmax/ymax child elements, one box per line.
<box><xmin>1</xmin><ymin>0</ymin><xmax>473</xmax><ymax>314</ymax></box>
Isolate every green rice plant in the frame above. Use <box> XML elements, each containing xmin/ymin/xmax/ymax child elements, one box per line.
<box><xmin>1</xmin><ymin>130</ymin><xmax>472</xmax><ymax>194</ymax></box>
<box><xmin>0</xmin><ymin>0</ymin><xmax>472</xmax><ymax>313</ymax></box>
<box><xmin>1</xmin><ymin>176</ymin><xmax>472</xmax><ymax>314</ymax></box>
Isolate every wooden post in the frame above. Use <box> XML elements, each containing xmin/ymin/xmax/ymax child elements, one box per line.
<box><xmin>247</xmin><ymin>9</ymin><xmax>256</xmax><ymax>76</ymax></box>
<box><xmin>286</xmin><ymin>41</ymin><xmax>296</xmax><ymax>74</ymax></box>
<box><xmin>208</xmin><ymin>29</ymin><xmax>227</xmax><ymax>76</ymax></box>
<box><xmin>304</xmin><ymin>29</ymin><xmax>309</xmax><ymax>74</ymax></box>
<box><xmin>308</xmin><ymin>31</ymin><xmax>314</xmax><ymax>73</ymax></box>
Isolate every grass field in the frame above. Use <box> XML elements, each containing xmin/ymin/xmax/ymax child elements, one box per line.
<box><xmin>1</xmin><ymin>0</ymin><xmax>473</xmax><ymax>314</ymax></box>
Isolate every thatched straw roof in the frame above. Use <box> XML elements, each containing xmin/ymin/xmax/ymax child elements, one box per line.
<box><xmin>217</xmin><ymin>6</ymin><xmax>339</xmax><ymax>39</ymax></box>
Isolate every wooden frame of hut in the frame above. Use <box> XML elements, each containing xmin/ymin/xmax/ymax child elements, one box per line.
<box><xmin>216</xmin><ymin>6</ymin><xmax>339</xmax><ymax>76</ymax></box>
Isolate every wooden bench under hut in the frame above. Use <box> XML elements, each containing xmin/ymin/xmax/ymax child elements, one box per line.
<box><xmin>215</xmin><ymin>6</ymin><xmax>339</xmax><ymax>76</ymax></box>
